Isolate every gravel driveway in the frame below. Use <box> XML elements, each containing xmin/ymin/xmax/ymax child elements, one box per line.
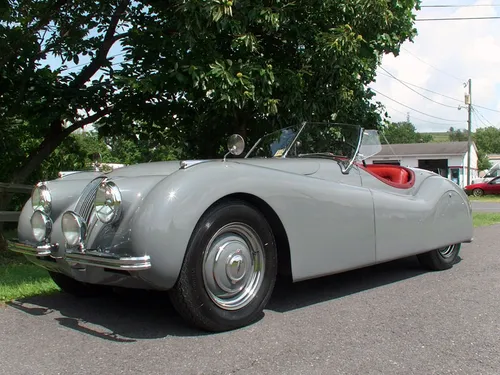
<box><xmin>1</xmin><ymin>224</ymin><xmax>499</xmax><ymax>375</ymax></box>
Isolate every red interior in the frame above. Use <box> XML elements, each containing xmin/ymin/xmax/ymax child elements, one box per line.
<box><xmin>359</xmin><ymin>164</ymin><xmax>415</xmax><ymax>189</ymax></box>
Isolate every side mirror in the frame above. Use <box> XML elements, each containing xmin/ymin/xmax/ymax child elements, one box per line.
<box><xmin>227</xmin><ymin>134</ymin><xmax>245</xmax><ymax>156</ymax></box>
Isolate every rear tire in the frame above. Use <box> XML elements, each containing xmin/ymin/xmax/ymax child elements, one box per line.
<box><xmin>49</xmin><ymin>271</ymin><xmax>105</xmax><ymax>297</ymax></box>
<box><xmin>169</xmin><ymin>199</ymin><xmax>278</xmax><ymax>332</ymax></box>
<box><xmin>417</xmin><ymin>244</ymin><xmax>461</xmax><ymax>271</ymax></box>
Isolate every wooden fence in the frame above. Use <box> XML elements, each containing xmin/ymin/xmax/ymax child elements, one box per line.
<box><xmin>0</xmin><ymin>182</ymin><xmax>32</xmax><ymax>223</ymax></box>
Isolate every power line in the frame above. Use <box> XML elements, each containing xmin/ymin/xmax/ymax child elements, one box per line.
<box><xmin>400</xmin><ymin>47</ymin><xmax>465</xmax><ymax>82</ymax></box>
<box><xmin>384</xmin><ymin>104</ymin><xmax>463</xmax><ymax>126</ymax></box>
<box><xmin>474</xmin><ymin>104</ymin><xmax>500</xmax><ymax>114</ymax></box>
<box><xmin>377</xmin><ymin>71</ymin><xmax>464</xmax><ymax>103</ymax></box>
<box><xmin>379</xmin><ymin>67</ymin><xmax>459</xmax><ymax>109</ymax></box>
<box><xmin>472</xmin><ymin>109</ymin><xmax>489</xmax><ymax>128</ymax></box>
<box><xmin>416</xmin><ymin>16</ymin><xmax>500</xmax><ymax>21</ymax></box>
<box><xmin>378</xmin><ymin>66</ymin><xmax>500</xmax><ymax>114</ymax></box>
<box><xmin>473</xmin><ymin>107</ymin><xmax>496</xmax><ymax>127</ymax></box>
<box><xmin>370</xmin><ymin>88</ymin><xmax>462</xmax><ymax>122</ymax></box>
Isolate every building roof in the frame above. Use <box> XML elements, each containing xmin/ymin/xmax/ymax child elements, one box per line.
<box><xmin>374</xmin><ymin>141</ymin><xmax>475</xmax><ymax>157</ymax></box>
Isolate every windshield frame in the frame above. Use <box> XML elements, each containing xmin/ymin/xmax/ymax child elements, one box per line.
<box><xmin>245</xmin><ymin>122</ymin><xmax>381</xmax><ymax>173</ymax></box>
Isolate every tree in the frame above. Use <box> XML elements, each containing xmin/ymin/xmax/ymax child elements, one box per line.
<box><xmin>447</xmin><ymin>127</ymin><xmax>468</xmax><ymax>142</ymax></box>
<box><xmin>111</xmin><ymin>0</ymin><xmax>421</xmax><ymax>158</ymax></box>
<box><xmin>474</xmin><ymin>127</ymin><xmax>500</xmax><ymax>154</ymax></box>
<box><xmin>1</xmin><ymin>0</ymin><xmax>421</xmax><ymax>185</ymax></box>
<box><xmin>381</xmin><ymin>121</ymin><xmax>433</xmax><ymax>144</ymax></box>
<box><xmin>477</xmin><ymin>149</ymin><xmax>492</xmax><ymax>171</ymax></box>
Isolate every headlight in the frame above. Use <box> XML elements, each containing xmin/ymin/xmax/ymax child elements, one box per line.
<box><xmin>94</xmin><ymin>180</ymin><xmax>122</xmax><ymax>224</ymax></box>
<box><xmin>61</xmin><ymin>211</ymin><xmax>87</xmax><ymax>247</ymax></box>
<box><xmin>31</xmin><ymin>183</ymin><xmax>52</xmax><ymax>214</ymax></box>
<box><xmin>30</xmin><ymin>210</ymin><xmax>52</xmax><ymax>242</ymax></box>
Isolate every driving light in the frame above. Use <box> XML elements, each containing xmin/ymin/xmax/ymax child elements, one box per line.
<box><xmin>31</xmin><ymin>183</ymin><xmax>52</xmax><ymax>214</ymax></box>
<box><xmin>61</xmin><ymin>211</ymin><xmax>87</xmax><ymax>247</ymax></box>
<box><xmin>30</xmin><ymin>210</ymin><xmax>52</xmax><ymax>242</ymax></box>
<box><xmin>94</xmin><ymin>180</ymin><xmax>122</xmax><ymax>224</ymax></box>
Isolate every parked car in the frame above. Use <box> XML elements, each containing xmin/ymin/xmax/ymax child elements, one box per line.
<box><xmin>464</xmin><ymin>176</ymin><xmax>500</xmax><ymax>196</ymax></box>
<box><xmin>9</xmin><ymin>122</ymin><xmax>474</xmax><ymax>332</ymax></box>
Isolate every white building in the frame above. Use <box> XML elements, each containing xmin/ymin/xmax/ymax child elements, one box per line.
<box><xmin>365</xmin><ymin>141</ymin><xmax>478</xmax><ymax>188</ymax></box>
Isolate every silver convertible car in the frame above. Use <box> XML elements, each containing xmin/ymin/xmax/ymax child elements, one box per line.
<box><xmin>9</xmin><ymin>122</ymin><xmax>474</xmax><ymax>332</ymax></box>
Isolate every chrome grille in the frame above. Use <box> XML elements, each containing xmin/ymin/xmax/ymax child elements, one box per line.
<box><xmin>75</xmin><ymin>177</ymin><xmax>105</xmax><ymax>223</ymax></box>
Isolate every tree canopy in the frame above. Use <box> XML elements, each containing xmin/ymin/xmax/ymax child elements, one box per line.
<box><xmin>381</xmin><ymin>121</ymin><xmax>432</xmax><ymax>144</ymax></box>
<box><xmin>1</xmin><ymin>0</ymin><xmax>421</xmax><ymax>186</ymax></box>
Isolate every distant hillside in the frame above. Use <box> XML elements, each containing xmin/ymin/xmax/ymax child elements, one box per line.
<box><xmin>421</xmin><ymin>132</ymin><xmax>449</xmax><ymax>143</ymax></box>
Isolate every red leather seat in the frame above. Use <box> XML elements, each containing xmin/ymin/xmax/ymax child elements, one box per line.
<box><xmin>367</xmin><ymin>165</ymin><xmax>409</xmax><ymax>184</ymax></box>
<box><xmin>361</xmin><ymin>164</ymin><xmax>415</xmax><ymax>189</ymax></box>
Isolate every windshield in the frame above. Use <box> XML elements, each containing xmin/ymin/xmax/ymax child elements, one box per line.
<box><xmin>245</xmin><ymin>122</ymin><xmax>382</xmax><ymax>169</ymax></box>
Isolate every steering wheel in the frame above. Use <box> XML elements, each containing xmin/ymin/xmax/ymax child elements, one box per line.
<box><xmin>297</xmin><ymin>140</ymin><xmax>357</xmax><ymax>158</ymax></box>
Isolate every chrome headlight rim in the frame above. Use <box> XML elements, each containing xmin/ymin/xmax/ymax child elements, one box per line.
<box><xmin>31</xmin><ymin>182</ymin><xmax>52</xmax><ymax>214</ymax></box>
<box><xmin>61</xmin><ymin>211</ymin><xmax>87</xmax><ymax>248</ymax></box>
<box><xmin>30</xmin><ymin>210</ymin><xmax>53</xmax><ymax>243</ymax></box>
<box><xmin>94</xmin><ymin>179</ymin><xmax>122</xmax><ymax>224</ymax></box>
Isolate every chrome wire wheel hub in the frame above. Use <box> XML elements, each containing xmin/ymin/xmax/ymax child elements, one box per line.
<box><xmin>202</xmin><ymin>223</ymin><xmax>265</xmax><ymax>311</ymax></box>
<box><xmin>438</xmin><ymin>244</ymin><xmax>455</xmax><ymax>258</ymax></box>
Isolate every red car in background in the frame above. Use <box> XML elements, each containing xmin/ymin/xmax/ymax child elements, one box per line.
<box><xmin>464</xmin><ymin>176</ymin><xmax>500</xmax><ymax>196</ymax></box>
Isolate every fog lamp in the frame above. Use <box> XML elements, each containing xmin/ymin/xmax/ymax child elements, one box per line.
<box><xmin>61</xmin><ymin>211</ymin><xmax>87</xmax><ymax>247</ymax></box>
<box><xmin>30</xmin><ymin>210</ymin><xmax>52</xmax><ymax>242</ymax></box>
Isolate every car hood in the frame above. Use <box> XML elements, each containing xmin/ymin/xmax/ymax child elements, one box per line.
<box><xmin>103</xmin><ymin>158</ymin><xmax>320</xmax><ymax>178</ymax></box>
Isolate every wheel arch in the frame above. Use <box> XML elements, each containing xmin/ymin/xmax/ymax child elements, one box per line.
<box><xmin>200</xmin><ymin>192</ymin><xmax>292</xmax><ymax>281</ymax></box>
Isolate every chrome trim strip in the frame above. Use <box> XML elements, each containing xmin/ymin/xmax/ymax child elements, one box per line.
<box><xmin>65</xmin><ymin>250</ymin><xmax>151</xmax><ymax>271</ymax></box>
<box><xmin>8</xmin><ymin>240</ymin><xmax>59</xmax><ymax>257</ymax></box>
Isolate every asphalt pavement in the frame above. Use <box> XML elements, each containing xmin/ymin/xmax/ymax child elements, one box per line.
<box><xmin>1</xmin><ymin>225</ymin><xmax>500</xmax><ymax>375</ymax></box>
<box><xmin>471</xmin><ymin>201</ymin><xmax>500</xmax><ymax>212</ymax></box>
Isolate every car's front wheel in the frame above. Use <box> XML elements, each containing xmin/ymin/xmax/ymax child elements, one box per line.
<box><xmin>417</xmin><ymin>243</ymin><xmax>461</xmax><ymax>271</ymax></box>
<box><xmin>472</xmin><ymin>188</ymin><xmax>484</xmax><ymax>197</ymax></box>
<box><xmin>169</xmin><ymin>199</ymin><xmax>278</xmax><ymax>332</ymax></box>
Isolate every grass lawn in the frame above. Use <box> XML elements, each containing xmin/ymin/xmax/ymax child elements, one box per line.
<box><xmin>0</xmin><ymin>230</ymin><xmax>59</xmax><ymax>303</ymax></box>
<box><xmin>0</xmin><ymin>262</ymin><xmax>59</xmax><ymax>302</ymax></box>
<box><xmin>472</xmin><ymin>212</ymin><xmax>500</xmax><ymax>227</ymax></box>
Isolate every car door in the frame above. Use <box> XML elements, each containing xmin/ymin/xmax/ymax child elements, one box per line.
<box><xmin>484</xmin><ymin>177</ymin><xmax>500</xmax><ymax>194</ymax></box>
<box><xmin>286</xmin><ymin>159</ymin><xmax>377</xmax><ymax>282</ymax></box>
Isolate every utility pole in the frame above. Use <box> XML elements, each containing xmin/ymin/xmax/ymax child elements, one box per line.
<box><xmin>466</xmin><ymin>79</ymin><xmax>472</xmax><ymax>186</ymax></box>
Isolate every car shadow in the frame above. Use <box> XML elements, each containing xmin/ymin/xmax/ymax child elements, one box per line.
<box><xmin>7</xmin><ymin>255</ymin><xmax>455</xmax><ymax>341</ymax></box>
<box><xmin>267</xmin><ymin>255</ymin><xmax>456</xmax><ymax>312</ymax></box>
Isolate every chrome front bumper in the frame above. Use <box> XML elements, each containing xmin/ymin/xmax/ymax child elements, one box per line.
<box><xmin>8</xmin><ymin>240</ymin><xmax>151</xmax><ymax>271</ymax></box>
<box><xmin>8</xmin><ymin>240</ymin><xmax>59</xmax><ymax>257</ymax></box>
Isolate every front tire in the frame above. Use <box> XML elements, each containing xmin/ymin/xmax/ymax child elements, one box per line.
<box><xmin>417</xmin><ymin>243</ymin><xmax>461</xmax><ymax>271</ymax></box>
<box><xmin>49</xmin><ymin>271</ymin><xmax>105</xmax><ymax>297</ymax></box>
<box><xmin>169</xmin><ymin>199</ymin><xmax>278</xmax><ymax>332</ymax></box>
<box><xmin>472</xmin><ymin>188</ymin><xmax>484</xmax><ymax>197</ymax></box>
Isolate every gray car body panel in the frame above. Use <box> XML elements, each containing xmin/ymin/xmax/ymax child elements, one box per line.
<box><xmin>14</xmin><ymin>156</ymin><xmax>473</xmax><ymax>290</ymax></box>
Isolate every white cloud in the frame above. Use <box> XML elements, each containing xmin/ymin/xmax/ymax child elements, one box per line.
<box><xmin>370</xmin><ymin>0</ymin><xmax>500</xmax><ymax>133</ymax></box>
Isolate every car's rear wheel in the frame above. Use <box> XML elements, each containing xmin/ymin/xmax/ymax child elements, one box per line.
<box><xmin>417</xmin><ymin>243</ymin><xmax>461</xmax><ymax>271</ymax></box>
<box><xmin>49</xmin><ymin>271</ymin><xmax>106</xmax><ymax>297</ymax></box>
<box><xmin>472</xmin><ymin>188</ymin><xmax>484</xmax><ymax>197</ymax></box>
<box><xmin>169</xmin><ymin>199</ymin><xmax>278</xmax><ymax>332</ymax></box>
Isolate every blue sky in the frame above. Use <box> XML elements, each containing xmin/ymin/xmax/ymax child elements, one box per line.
<box><xmin>371</xmin><ymin>0</ymin><xmax>500</xmax><ymax>133</ymax></box>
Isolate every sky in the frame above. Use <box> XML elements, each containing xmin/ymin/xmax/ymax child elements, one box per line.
<box><xmin>370</xmin><ymin>0</ymin><xmax>500</xmax><ymax>133</ymax></box>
